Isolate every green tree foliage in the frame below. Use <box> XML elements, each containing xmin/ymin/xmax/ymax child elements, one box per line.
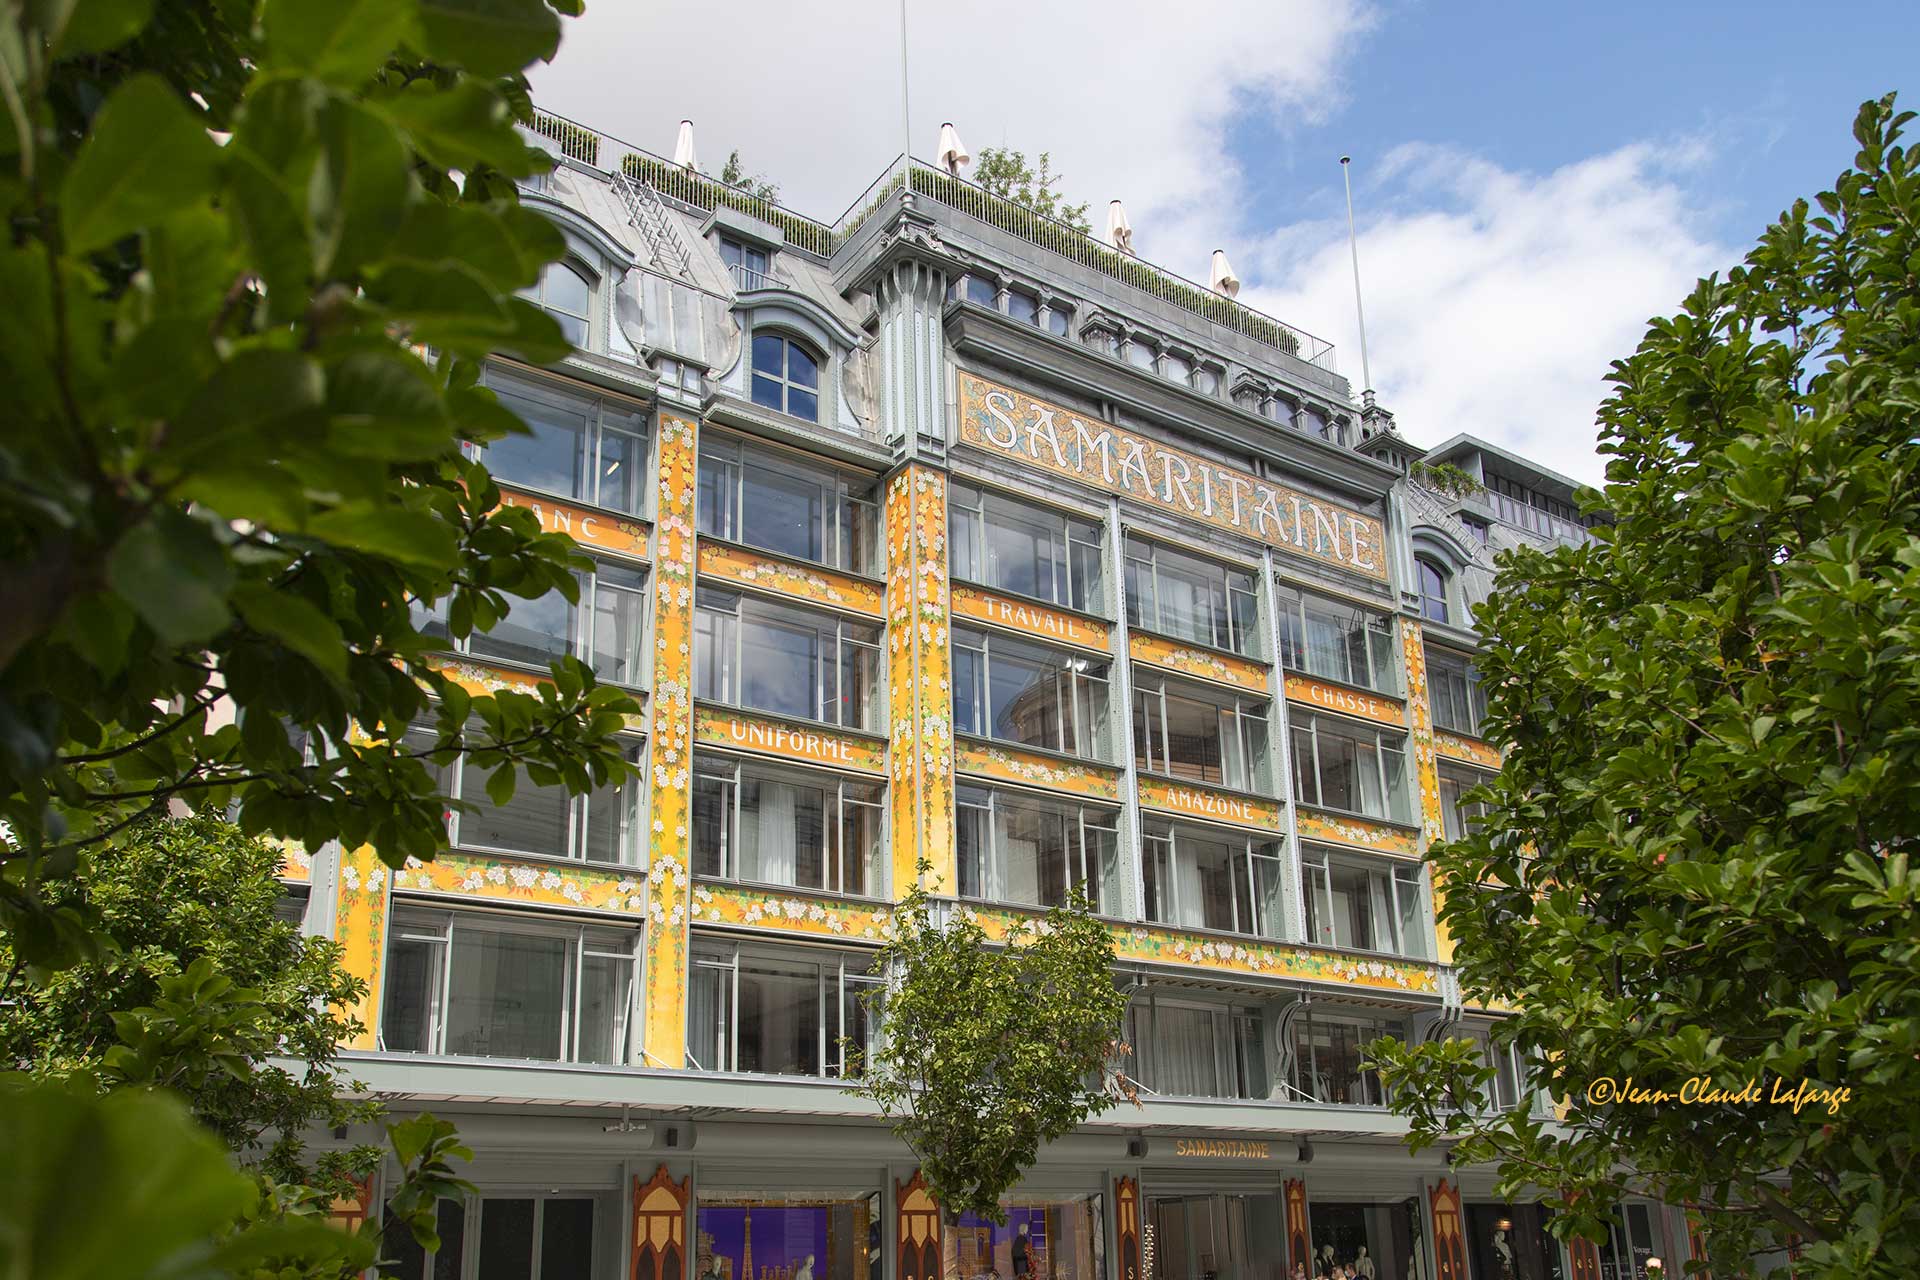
<box><xmin>719</xmin><ymin>148</ymin><xmax>780</xmax><ymax>202</ymax></box>
<box><xmin>850</xmin><ymin>872</ymin><xmax>1132</xmax><ymax>1223</ymax></box>
<box><xmin>0</xmin><ymin>814</ymin><xmax>377</xmax><ymax>1191</ymax></box>
<box><xmin>1370</xmin><ymin>94</ymin><xmax>1920</xmax><ymax>1279</ymax></box>
<box><xmin>972</xmin><ymin>146</ymin><xmax>1092</xmax><ymax>235</ymax></box>
<box><xmin>0</xmin><ymin>1085</ymin><xmax>474</xmax><ymax>1280</ymax></box>
<box><xmin>0</xmin><ymin>0</ymin><xmax>632</xmax><ymax>975</ymax></box>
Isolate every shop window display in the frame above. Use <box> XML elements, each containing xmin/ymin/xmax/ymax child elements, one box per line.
<box><xmin>1464</xmin><ymin>1204</ymin><xmax>1564</xmax><ymax>1280</ymax></box>
<box><xmin>1306</xmin><ymin>1202</ymin><xmax>1420</xmax><ymax>1280</ymax></box>
<box><xmin>695</xmin><ymin>1194</ymin><xmax>881</xmax><ymax>1280</ymax></box>
<box><xmin>944</xmin><ymin>1197</ymin><xmax>1105</xmax><ymax>1280</ymax></box>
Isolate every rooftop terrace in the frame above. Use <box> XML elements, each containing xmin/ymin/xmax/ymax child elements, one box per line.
<box><xmin>530</xmin><ymin>109</ymin><xmax>1337</xmax><ymax>371</ymax></box>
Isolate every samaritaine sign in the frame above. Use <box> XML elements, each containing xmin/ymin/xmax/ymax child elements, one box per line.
<box><xmin>957</xmin><ymin>372</ymin><xmax>1388</xmax><ymax>581</ymax></box>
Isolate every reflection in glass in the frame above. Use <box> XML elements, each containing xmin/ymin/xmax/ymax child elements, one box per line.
<box><xmin>944</xmin><ymin>1197</ymin><xmax>1105</xmax><ymax>1280</ymax></box>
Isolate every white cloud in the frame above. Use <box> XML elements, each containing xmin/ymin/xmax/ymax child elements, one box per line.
<box><xmin>1244</xmin><ymin>141</ymin><xmax>1735</xmax><ymax>485</ymax></box>
<box><xmin>529</xmin><ymin>0</ymin><xmax>1371</xmax><ymax>265</ymax></box>
<box><xmin>532</xmin><ymin>3</ymin><xmax>1733</xmax><ymax>487</ymax></box>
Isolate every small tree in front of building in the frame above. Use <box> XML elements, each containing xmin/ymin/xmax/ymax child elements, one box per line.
<box><xmin>850</xmin><ymin>868</ymin><xmax>1132</xmax><ymax>1223</ymax></box>
<box><xmin>1369</xmin><ymin>94</ymin><xmax>1920</xmax><ymax>1280</ymax></box>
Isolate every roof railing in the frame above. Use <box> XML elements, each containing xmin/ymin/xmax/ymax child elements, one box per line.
<box><xmin>527</xmin><ymin>109</ymin><xmax>1335</xmax><ymax>367</ymax></box>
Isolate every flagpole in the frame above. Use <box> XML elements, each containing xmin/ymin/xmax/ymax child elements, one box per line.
<box><xmin>899</xmin><ymin>0</ymin><xmax>914</xmax><ymax>205</ymax></box>
<box><xmin>1340</xmin><ymin>155</ymin><xmax>1372</xmax><ymax>393</ymax></box>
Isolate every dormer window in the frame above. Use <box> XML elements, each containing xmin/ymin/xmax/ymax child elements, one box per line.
<box><xmin>520</xmin><ymin>261</ymin><xmax>593</xmax><ymax>347</ymax></box>
<box><xmin>751</xmin><ymin>331</ymin><xmax>821</xmax><ymax>422</ymax></box>
<box><xmin>1417</xmin><ymin>558</ymin><xmax>1452</xmax><ymax>624</ymax></box>
<box><xmin>720</xmin><ymin>238</ymin><xmax>772</xmax><ymax>290</ymax></box>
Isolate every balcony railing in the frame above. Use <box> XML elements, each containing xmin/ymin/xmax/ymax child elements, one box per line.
<box><xmin>725</xmin><ymin>261</ymin><xmax>783</xmax><ymax>293</ymax></box>
<box><xmin>525</xmin><ymin>109</ymin><xmax>1336</xmax><ymax>368</ymax></box>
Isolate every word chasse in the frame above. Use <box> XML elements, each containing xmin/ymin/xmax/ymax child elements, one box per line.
<box><xmin>959</xmin><ymin>373</ymin><xmax>1388</xmax><ymax>581</ymax></box>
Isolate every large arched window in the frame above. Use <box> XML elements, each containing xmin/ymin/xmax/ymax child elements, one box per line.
<box><xmin>751</xmin><ymin>331</ymin><xmax>821</xmax><ymax>421</ymax></box>
<box><xmin>1417</xmin><ymin>558</ymin><xmax>1451</xmax><ymax>624</ymax></box>
<box><xmin>520</xmin><ymin>261</ymin><xmax>593</xmax><ymax>346</ymax></box>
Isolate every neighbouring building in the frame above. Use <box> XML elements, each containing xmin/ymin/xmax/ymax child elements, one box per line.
<box><xmin>286</xmin><ymin>109</ymin><xmax>1686</xmax><ymax>1280</ymax></box>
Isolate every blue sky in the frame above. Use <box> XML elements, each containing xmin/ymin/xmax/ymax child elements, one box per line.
<box><xmin>531</xmin><ymin>1</ymin><xmax>1917</xmax><ymax>483</ymax></box>
<box><xmin>1239</xmin><ymin>0</ymin><xmax>1917</xmax><ymax>254</ymax></box>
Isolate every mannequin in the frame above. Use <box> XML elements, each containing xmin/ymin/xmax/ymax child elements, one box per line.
<box><xmin>1353</xmin><ymin>1247</ymin><xmax>1376</xmax><ymax>1280</ymax></box>
<box><xmin>794</xmin><ymin>1256</ymin><xmax>815</xmax><ymax>1280</ymax></box>
<box><xmin>1013</xmin><ymin>1224</ymin><xmax>1033</xmax><ymax>1279</ymax></box>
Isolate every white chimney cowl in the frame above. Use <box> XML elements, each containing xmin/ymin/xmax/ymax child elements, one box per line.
<box><xmin>1209</xmin><ymin>249</ymin><xmax>1241</xmax><ymax>298</ymax></box>
<box><xmin>1107</xmin><ymin>200</ymin><xmax>1133</xmax><ymax>254</ymax></box>
<box><xmin>673</xmin><ymin>119</ymin><xmax>699</xmax><ymax>171</ymax></box>
<box><xmin>937</xmin><ymin>122</ymin><xmax>971</xmax><ymax>176</ymax></box>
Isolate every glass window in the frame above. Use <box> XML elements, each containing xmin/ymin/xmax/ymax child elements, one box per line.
<box><xmin>380</xmin><ymin>910</ymin><xmax>636</xmax><ymax>1065</ymax></box>
<box><xmin>687</xmin><ymin>941</ymin><xmax>877</xmax><ymax>1077</ymax></box>
<box><xmin>694</xmin><ymin>591</ymin><xmax>882</xmax><ymax>731</ymax></box>
<box><xmin>720</xmin><ymin>237</ymin><xmax>773</xmax><ymax>290</ymax></box>
<box><xmin>949</xmin><ymin>482</ymin><xmax>1104</xmax><ymax>613</ymax></box>
<box><xmin>1274</xmin><ymin>583</ymin><xmax>1397</xmax><ymax>694</ymax></box>
<box><xmin>380</xmin><ymin>1198</ymin><xmax>466</xmax><ymax>1280</ymax></box>
<box><xmin>695</xmin><ymin>1192</ymin><xmax>882</xmax><ymax>1280</ymax></box>
<box><xmin>751</xmin><ymin>332</ymin><xmax>822</xmax><ymax>422</ymax></box>
<box><xmin>1160</xmin><ymin>352</ymin><xmax>1192</xmax><ymax>385</ymax></box>
<box><xmin>952</xmin><ymin>628</ymin><xmax>1110</xmax><ymax>759</ymax></box>
<box><xmin>1132</xmin><ymin>677</ymin><xmax>1270</xmax><ymax>793</ymax></box>
<box><xmin>427</xmin><ymin>557</ymin><xmax>648</xmax><ymax>687</ymax></box>
<box><xmin>1125</xmin><ymin>994</ymin><xmax>1268</xmax><ymax>1099</ymax></box>
<box><xmin>1427</xmin><ymin>647</ymin><xmax>1487</xmax><ymax>736</ymax></box>
<box><xmin>944</xmin><ymin>1196</ymin><xmax>1106</xmax><ymax>1280</ymax></box>
<box><xmin>1301</xmin><ymin>846</ymin><xmax>1428</xmax><ymax>958</ymax></box>
<box><xmin>1289</xmin><ymin>1006</ymin><xmax>1404</xmax><ymax>1105</ymax></box>
<box><xmin>518</xmin><ymin>261</ymin><xmax>593</xmax><ymax>347</ymax></box>
<box><xmin>965</xmin><ymin>275</ymin><xmax>998</xmax><ymax>306</ymax></box>
<box><xmin>1124</xmin><ymin>339</ymin><xmax>1156</xmax><ymax>370</ymax></box>
<box><xmin>1124</xmin><ymin>536</ymin><xmax>1259</xmax><ymax>657</ymax></box>
<box><xmin>1045</xmin><ymin>305</ymin><xmax>1070</xmax><ymax>337</ymax></box>
<box><xmin>1290</xmin><ymin>711</ymin><xmax>1410</xmax><ymax>823</ymax></box>
<box><xmin>1007</xmin><ymin>289</ymin><xmax>1039</xmax><ymax>325</ymax></box>
<box><xmin>1192</xmin><ymin>365</ymin><xmax>1221</xmax><ymax>396</ymax></box>
<box><xmin>956</xmin><ymin>786</ymin><xmax>1120</xmax><ymax>913</ymax></box>
<box><xmin>1417</xmin><ymin>559</ymin><xmax>1451</xmax><ymax>624</ymax></box>
<box><xmin>400</xmin><ymin>717</ymin><xmax>639</xmax><ymax>863</ymax></box>
<box><xmin>698</xmin><ymin>434</ymin><xmax>878</xmax><ymax>574</ymax></box>
<box><xmin>1460</xmin><ymin>1025</ymin><xmax>1527</xmax><ymax>1112</ymax></box>
<box><xmin>1141</xmin><ymin>824</ymin><xmax>1286</xmax><ymax>938</ymax></box>
<box><xmin>481</xmin><ymin>369</ymin><xmax>649</xmax><ymax>515</ymax></box>
<box><xmin>692</xmin><ymin>755</ymin><xmax>884</xmax><ymax>896</ymax></box>
<box><xmin>1438</xmin><ymin>765</ymin><xmax>1491</xmax><ymax>843</ymax></box>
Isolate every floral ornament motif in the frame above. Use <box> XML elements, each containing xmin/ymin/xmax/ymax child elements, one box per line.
<box><xmin>1295</xmin><ymin>808</ymin><xmax>1420</xmax><ymax>857</ymax></box>
<box><xmin>697</xmin><ymin>542</ymin><xmax>885</xmax><ymax>617</ymax></box>
<box><xmin>698</xmin><ymin>883</ymin><xmax>893</xmax><ymax>940</ymax></box>
<box><xmin>1435</xmin><ymin>729</ymin><xmax>1503</xmax><ymax>769</ymax></box>
<box><xmin>1130</xmin><ymin>634</ymin><xmax>1271</xmax><ymax>694</ymax></box>
<box><xmin>953</xmin><ymin>739</ymin><xmax>1123</xmax><ymax>801</ymax></box>
<box><xmin>640</xmin><ymin>412</ymin><xmax>701</xmax><ymax>1062</ymax></box>
<box><xmin>430</xmin><ymin>656</ymin><xmax>648</xmax><ymax>732</ymax></box>
<box><xmin>959</xmin><ymin>901</ymin><xmax>1437</xmax><ymax>993</ymax></box>
<box><xmin>270</xmin><ymin>837</ymin><xmax>313</xmax><ymax>883</ymax></box>
<box><xmin>391</xmin><ymin>852</ymin><xmax>648</xmax><ymax>914</ymax></box>
<box><xmin>884</xmin><ymin>464</ymin><xmax>955</xmax><ymax>893</ymax></box>
<box><xmin>331</xmin><ymin>844</ymin><xmax>392</xmax><ymax>1048</ymax></box>
<box><xmin>1400</xmin><ymin>622</ymin><xmax>1447</xmax><ymax>844</ymax></box>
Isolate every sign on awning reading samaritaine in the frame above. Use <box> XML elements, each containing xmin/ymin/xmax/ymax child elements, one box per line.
<box><xmin>956</xmin><ymin>372</ymin><xmax>1388</xmax><ymax>581</ymax></box>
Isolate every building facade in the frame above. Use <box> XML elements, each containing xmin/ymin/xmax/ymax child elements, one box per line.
<box><xmin>287</xmin><ymin>112</ymin><xmax>1685</xmax><ymax>1280</ymax></box>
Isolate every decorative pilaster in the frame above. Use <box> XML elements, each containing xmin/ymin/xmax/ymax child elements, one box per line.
<box><xmin>1283</xmin><ymin>1177</ymin><xmax>1311</xmax><ymax>1275</ymax></box>
<box><xmin>884</xmin><ymin>466</ymin><xmax>954</xmax><ymax>893</ymax></box>
<box><xmin>642</xmin><ymin>412</ymin><xmax>699</xmax><ymax>1066</ymax></box>
<box><xmin>1113</xmin><ymin>1176</ymin><xmax>1142</xmax><ymax>1280</ymax></box>
<box><xmin>1401</xmin><ymin>620</ymin><xmax>1453</xmax><ymax>963</ymax></box>
<box><xmin>630</xmin><ymin>1164</ymin><xmax>690</xmax><ymax>1280</ymax></box>
<box><xmin>873</xmin><ymin>256</ymin><xmax>951</xmax><ymax>464</ymax></box>
<box><xmin>333</xmin><ymin>843</ymin><xmax>391</xmax><ymax>1049</ymax></box>
<box><xmin>896</xmin><ymin>1170</ymin><xmax>942</xmax><ymax>1280</ymax></box>
<box><xmin>1427</xmin><ymin>1178</ymin><xmax>1468</xmax><ymax>1280</ymax></box>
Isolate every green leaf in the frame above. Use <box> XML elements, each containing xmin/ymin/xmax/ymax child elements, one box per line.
<box><xmin>234</xmin><ymin>584</ymin><xmax>349</xmax><ymax>683</ymax></box>
<box><xmin>263</xmin><ymin>0</ymin><xmax>417</xmax><ymax>83</ymax></box>
<box><xmin>45</xmin><ymin>0</ymin><xmax>156</xmax><ymax>58</ymax></box>
<box><xmin>306</xmin><ymin>505</ymin><xmax>459</xmax><ymax>572</ymax></box>
<box><xmin>416</xmin><ymin>0</ymin><xmax>562</xmax><ymax>76</ymax></box>
<box><xmin>312</xmin><ymin>98</ymin><xmax>414</xmax><ymax>278</ymax></box>
<box><xmin>61</xmin><ymin>74</ymin><xmax>223</xmax><ymax>254</ymax></box>
<box><xmin>105</xmin><ymin>509</ymin><xmax>235</xmax><ymax>645</ymax></box>
<box><xmin>168</xmin><ymin>349</ymin><xmax>325</xmax><ymax>465</ymax></box>
<box><xmin>0</xmin><ymin>1083</ymin><xmax>253</xmax><ymax>1280</ymax></box>
<box><xmin>377</xmin><ymin>79</ymin><xmax>548</xmax><ymax>177</ymax></box>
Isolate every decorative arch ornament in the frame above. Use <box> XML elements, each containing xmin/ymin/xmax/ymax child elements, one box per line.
<box><xmin>630</xmin><ymin>1164</ymin><xmax>690</xmax><ymax>1280</ymax></box>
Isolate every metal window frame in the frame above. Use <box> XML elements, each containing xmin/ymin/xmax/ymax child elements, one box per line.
<box><xmin>957</xmin><ymin>785</ymin><xmax>1113</xmax><ymax>912</ymax></box>
<box><xmin>690</xmin><ymin>751</ymin><xmax>880</xmax><ymax>895</ymax></box>
<box><xmin>688</xmin><ymin>939</ymin><xmax>871</xmax><ymax>1078</ymax></box>
<box><xmin>693</xmin><ymin>591</ymin><xmax>880</xmax><ymax>730</ymax></box>
<box><xmin>952</xmin><ymin>625</ymin><xmax>1110</xmax><ymax>757</ymax></box>
<box><xmin>1132</xmin><ymin>676</ymin><xmax>1269</xmax><ymax>793</ymax></box>
<box><xmin>1141</xmin><ymin>820</ymin><xmax>1285</xmax><ymax>939</ymax></box>
<box><xmin>1124</xmin><ymin>535</ymin><xmax>1260</xmax><ymax>657</ymax></box>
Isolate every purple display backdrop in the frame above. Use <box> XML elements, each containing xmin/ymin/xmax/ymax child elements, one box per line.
<box><xmin>699</xmin><ymin>1207</ymin><xmax>831</xmax><ymax>1280</ymax></box>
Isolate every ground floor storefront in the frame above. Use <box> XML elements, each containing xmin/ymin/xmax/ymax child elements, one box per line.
<box><xmin>322</xmin><ymin>1057</ymin><xmax>1699</xmax><ymax>1280</ymax></box>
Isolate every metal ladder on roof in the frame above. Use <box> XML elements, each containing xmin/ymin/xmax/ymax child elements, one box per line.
<box><xmin>614</xmin><ymin>168</ymin><xmax>696</xmax><ymax>282</ymax></box>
